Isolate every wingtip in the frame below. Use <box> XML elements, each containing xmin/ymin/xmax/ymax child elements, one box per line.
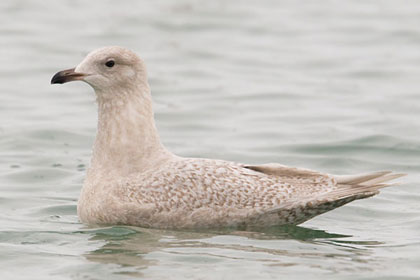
<box><xmin>362</xmin><ymin>172</ymin><xmax>407</xmax><ymax>186</ymax></box>
<box><xmin>335</xmin><ymin>171</ymin><xmax>392</xmax><ymax>185</ymax></box>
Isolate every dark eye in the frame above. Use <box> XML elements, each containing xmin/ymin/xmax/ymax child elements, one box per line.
<box><xmin>105</xmin><ymin>60</ymin><xmax>115</xmax><ymax>68</ymax></box>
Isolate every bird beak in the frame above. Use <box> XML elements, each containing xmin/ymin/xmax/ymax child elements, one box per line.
<box><xmin>51</xmin><ymin>68</ymin><xmax>87</xmax><ymax>84</ymax></box>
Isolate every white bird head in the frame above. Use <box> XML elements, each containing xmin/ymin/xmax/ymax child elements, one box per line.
<box><xmin>51</xmin><ymin>46</ymin><xmax>148</xmax><ymax>96</ymax></box>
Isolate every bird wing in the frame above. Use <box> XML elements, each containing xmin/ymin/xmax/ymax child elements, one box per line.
<box><xmin>243</xmin><ymin>163</ymin><xmax>325</xmax><ymax>177</ymax></box>
<box><xmin>242</xmin><ymin>163</ymin><xmax>334</xmax><ymax>186</ymax></box>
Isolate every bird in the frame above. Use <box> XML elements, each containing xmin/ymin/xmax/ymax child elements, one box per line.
<box><xmin>51</xmin><ymin>46</ymin><xmax>404</xmax><ymax>229</ymax></box>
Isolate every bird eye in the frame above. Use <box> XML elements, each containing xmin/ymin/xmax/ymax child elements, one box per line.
<box><xmin>105</xmin><ymin>60</ymin><xmax>115</xmax><ymax>68</ymax></box>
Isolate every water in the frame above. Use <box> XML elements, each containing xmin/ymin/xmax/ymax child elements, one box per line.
<box><xmin>0</xmin><ymin>0</ymin><xmax>419</xmax><ymax>279</ymax></box>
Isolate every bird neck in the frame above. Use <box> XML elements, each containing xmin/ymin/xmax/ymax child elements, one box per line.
<box><xmin>89</xmin><ymin>84</ymin><xmax>172</xmax><ymax>178</ymax></box>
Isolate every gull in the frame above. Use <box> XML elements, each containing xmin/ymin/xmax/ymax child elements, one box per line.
<box><xmin>51</xmin><ymin>46</ymin><xmax>404</xmax><ymax>229</ymax></box>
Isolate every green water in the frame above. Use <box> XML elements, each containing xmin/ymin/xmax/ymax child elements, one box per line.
<box><xmin>1</xmin><ymin>0</ymin><xmax>419</xmax><ymax>279</ymax></box>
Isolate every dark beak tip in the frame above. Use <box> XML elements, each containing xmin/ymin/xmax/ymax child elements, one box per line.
<box><xmin>51</xmin><ymin>68</ymin><xmax>84</xmax><ymax>85</ymax></box>
<box><xmin>51</xmin><ymin>72</ymin><xmax>64</xmax><ymax>84</ymax></box>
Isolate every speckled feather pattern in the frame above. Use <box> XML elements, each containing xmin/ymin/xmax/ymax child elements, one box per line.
<box><xmin>78</xmin><ymin>157</ymin><xmax>373</xmax><ymax>229</ymax></box>
<box><xmin>55</xmin><ymin>46</ymin><xmax>403</xmax><ymax>229</ymax></box>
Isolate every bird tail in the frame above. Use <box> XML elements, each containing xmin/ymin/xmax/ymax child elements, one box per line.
<box><xmin>262</xmin><ymin>171</ymin><xmax>406</xmax><ymax>226</ymax></box>
<box><xmin>295</xmin><ymin>171</ymin><xmax>406</xmax><ymax>223</ymax></box>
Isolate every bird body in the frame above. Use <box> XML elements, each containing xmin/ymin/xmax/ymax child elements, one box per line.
<box><xmin>78</xmin><ymin>156</ymin><xmax>399</xmax><ymax>229</ymax></box>
<box><xmin>51</xmin><ymin>46</ymin><xmax>404</xmax><ymax>229</ymax></box>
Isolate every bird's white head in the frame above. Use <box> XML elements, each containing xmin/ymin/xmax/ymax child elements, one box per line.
<box><xmin>51</xmin><ymin>46</ymin><xmax>149</xmax><ymax>100</ymax></box>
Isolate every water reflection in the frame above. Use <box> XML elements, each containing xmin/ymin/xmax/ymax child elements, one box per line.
<box><xmin>80</xmin><ymin>225</ymin><xmax>380</xmax><ymax>277</ymax></box>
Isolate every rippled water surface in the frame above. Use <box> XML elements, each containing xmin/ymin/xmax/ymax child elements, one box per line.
<box><xmin>1</xmin><ymin>0</ymin><xmax>419</xmax><ymax>279</ymax></box>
